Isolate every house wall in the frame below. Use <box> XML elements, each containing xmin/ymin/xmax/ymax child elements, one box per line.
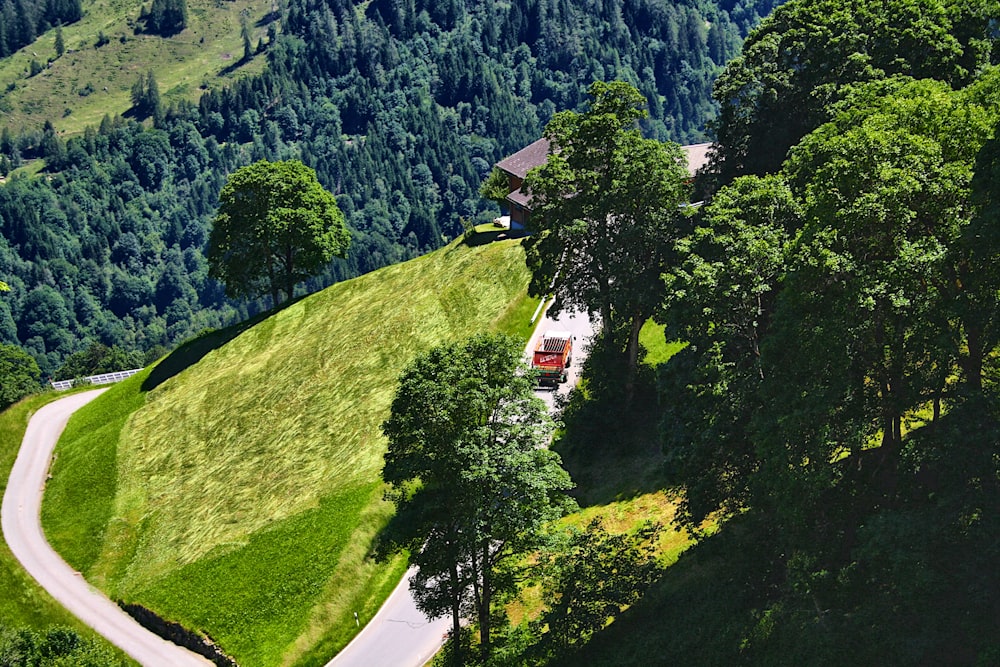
<box><xmin>510</xmin><ymin>205</ymin><xmax>527</xmax><ymax>229</ymax></box>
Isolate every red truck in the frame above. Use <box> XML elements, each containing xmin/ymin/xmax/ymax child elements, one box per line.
<box><xmin>531</xmin><ymin>331</ymin><xmax>573</xmax><ymax>385</ymax></box>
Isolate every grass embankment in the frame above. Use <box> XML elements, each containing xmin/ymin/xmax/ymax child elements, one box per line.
<box><xmin>0</xmin><ymin>0</ymin><xmax>271</xmax><ymax>136</ymax></box>
<box><xmin>508</xmin><ymin>321</ymin><xmax>694</xmax><ymax>632</ymax></box>
<box><xmin>42</xmin><ymin>236</ymin><xmax>538</xmax><ymax>667</ymax></box>
<box><xmin>0</xmin><ymin>391</ymin><xmax>134</xmax><ymax>663</ymax></box>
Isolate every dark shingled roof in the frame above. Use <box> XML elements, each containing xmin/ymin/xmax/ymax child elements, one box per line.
<box><xmin>507</xmin><ymin>189</ymin><xmax>532</xmax><ymax>208</ymax></box>
<box><xmin>497</xmin><ymin>139</ymin><xmax>714</xmax><ymax>212</ymax></box>
<box><xmin>496</xmin><ymin>138</ymin><xmax>552</xmax><ymax>179</ymax></box>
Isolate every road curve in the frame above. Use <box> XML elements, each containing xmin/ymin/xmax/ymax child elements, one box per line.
<box><xmin>326</xmin><ymin>306</ymin><xmax>596</xmax><ymax>667</ymax></box>
<box><xmin>326</xmin><ymin>567</ymin><xmax>450</xmax><ymax>667</ymax></box>
<box><xmin>1</xmin><ymin>389</ymin><xmax>212</xmax><ymax>667</ymax></box>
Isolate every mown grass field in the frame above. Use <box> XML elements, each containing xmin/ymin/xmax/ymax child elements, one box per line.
<box><xmin>42</xmin><ymin>236</ymin><xmax>537</xmax><ymax>666</ymax></box>
<box><xmin>0</xmin><ymin>0</ymin><xmax>272</xmax><ymax>136</ymax></box>
<box><xmin>0</xmin><ymin>391</ymin><xmax>134</xmax><ymax>663</ymax></box>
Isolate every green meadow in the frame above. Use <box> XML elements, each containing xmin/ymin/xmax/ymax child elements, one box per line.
<box><xmin>0</xmin><ymin>0</ymin><xmax>271</xmax><ymax>136</ymax></box>
<box><xmin>42</xmin><ymin>236</ymin><xmax>537</xmax><ymax>666</ymax></box>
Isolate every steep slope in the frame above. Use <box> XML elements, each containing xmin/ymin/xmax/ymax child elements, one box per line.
<box><xmin>41</xmin><ymin>235</ymin><xmax>535</xmax><ymax>666</ymax></box>
<box><xmin>0</xmin><ymin>0</ymin><xmax>271</xmax><ymax>135</ymax></box>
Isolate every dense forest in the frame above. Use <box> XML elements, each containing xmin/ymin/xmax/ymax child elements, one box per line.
<box><xmin>538</xmin><ymin>0</ymin><xmax>999</xmax><ymax>664</ymax></box>
<box><xmin>0</xmin><ymin>0</ymin><xmax>82</xmax><ymax>59</ymax></box>
<box><xmin>0</xmin><ymin>0</ymin><xmax>782</xmax><ymax>378</ymax></box>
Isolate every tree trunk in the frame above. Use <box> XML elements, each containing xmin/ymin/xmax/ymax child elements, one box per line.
<box><xmin>284</xmin><ymin>245</ymin><xmax>295</xmax><ymax>305</ymax></box>
<box><xmin>964</xmin><ymin>323</ymin><xmax>985</xmax><ymax>394</ymax></box>
<box><xmin>469</xmin><ymin>545</ymin><xmax>483</xmax><ymax>655</ymax></box>
<box><xmin>624</xmin><ymin>314</ymin><xmax>643</xmax><ymax>405</ymax></box>
<box><xmin>478</xmin><ymin>543</ymin><xmax>492</xmax><ymax>659</ymax></box>
<box><xmin>449</xmin><ymin>561</ymin><xmax>462</xmax><ymax>665</ymax></box>
<box><xmin>266</xmin><ymin>251</ymin><xmax>278</xmax><ymax>308</ymax></box>
<box><xmin>263</xmin><ymin>225</ymin><xmax>278</xmax><ymax>307</ymax></box>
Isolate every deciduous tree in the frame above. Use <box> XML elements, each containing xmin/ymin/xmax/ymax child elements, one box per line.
<box><xmin>763</xmin><ymin>78</ymin><xmax>993</xmax><ymax>515</ymax></box>
<box><xmin>0</xmin><ymin>343</ymin><xmax>42</xmax><ymax>409</ymax></box>
<box><xmin>53</xmin><ymin>342</ymin><xmax>144</xmax><ymax>382</ymax></box>
<box><xmin>707</xmin><ymin>0</ymin><xmax>999</xmax><ymax>185</ymax></box>
<box><xmin>380</xmin><ymin>333</ymin><xmax>573</xmax><ymax>662</ymax></box>
<box><xmin>208</xmin><ymin>160</ymin><xmax>350</xmax><ymax>306</ymax></box>
<box><xmin>658</xmin><ymin>174</ymin><xmax>800</xmax><ymax>528</ymax></box>
<box><xmin>531</xmin><ymin>518</ymin><xmax>662</xmax><ymax>657</ymax></box>
<box><xmin>523</xmin><ymin>81</ymin><xmax>689</xmax><ymax>396</ymax></box>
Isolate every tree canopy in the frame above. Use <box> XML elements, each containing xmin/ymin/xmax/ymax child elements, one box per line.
<box><xmin>208</xmin><ymin>159</ymin><xmax>350</xmax><ymax>306</ymax></box>
<box><xmin>380</xmin><ymin>333</ymin><xmax>573</xmax><ymax>662</ymax></box>
<box><xmin>0</xmin><ymin>342</ymin><xmax>42</xmax><ymax>409</ymax></box>
<box><xmin>52</xmin><ymin>342</ymin><xmax>145</xmax><ymax>382</ymax></box>
<box><xmin>523</xmin><ymin>81</ymin><xmax>690</xmax><ymax>393</ymax></box>
<box><xmin>707</xmin><ymin>0</ymin><xmax>1000</xmax><ymax>185</ymax></box>
<box><xmin>649</xmin><ymin>4</ymin><xmax>1000</xmax><ymax>659</ymax></box>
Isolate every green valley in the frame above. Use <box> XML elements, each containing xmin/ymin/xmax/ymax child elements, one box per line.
<box><xmin>0</xmin><ymin>0</ymin><xmax>272</xmax><ymax>136</ymax></box>
<box><xmin>3</xmin><ymin>0</ymin><xmax>1000</xmax><ymax>665</ymax></box>
<box><xmin>41</xmin><ymin>234</ymin><xmax>538</xmax><ymax>665</ymax></box>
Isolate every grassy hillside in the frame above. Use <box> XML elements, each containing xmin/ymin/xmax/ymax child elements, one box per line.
<box><xmin>0</xmin><ymin>391</ymin><xmax>134</xmax><ymax>663</ymax></box>
<box><xmin>42</xmin><ymin>235</ymin><xmax>537</xmax><ymax>666</ymax></box>
<box><xmin>0</xmin><ymin>0</ymin><xmax>272</xmax><ymax>136</ymax></box>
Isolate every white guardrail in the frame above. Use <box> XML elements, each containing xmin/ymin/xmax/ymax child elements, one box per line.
<box><xmin>50</xmin><ymin>369</ymin><xmax>144</xmax><ymax>391</ymax></box>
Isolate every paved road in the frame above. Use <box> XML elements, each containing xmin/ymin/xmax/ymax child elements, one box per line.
<box><xmin>326</xmin><ymin>567</ymin><xmax>450</xmax><ymax>667</ymax></box>
<box><xmin>326</xmin><ymin>305</ymin><xmax>597</xmax><ymax>667</ymax></box>
<box><xmin>1</xmin><ymin>389</ymin><xmax>212</xmax><ymax>667</ymax></box>
<box><xmin>527</xmin><ymin>307</ymin><xmax>595</xmax><ymax>410</ymax></box>
<box><xmin>2</xmin><ymin>316</ymin><xmax>596</xmax><ymax>667</ymax></box>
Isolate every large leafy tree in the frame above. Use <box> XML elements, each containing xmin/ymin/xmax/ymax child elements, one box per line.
<box><xmin>658</xmin><ymin>174</ymin><xmax>800</xmax><ymax>528</ymax></box>
<box><xmin>380</xmin><ymin>333</ymin><xmax>573</xmax><ymax>662</ymax></box>
<box><xmin>208</xmin><ymin>160</ymin><xmax>350</xmax><ymax>307</ymax></box>
<box><xmin>664</xmin><ymin>77</ymin><xmax>997</xmax><ymax>531</ymax></box>
<box><xmin>766</xmin><ymin>78</ymin><xmax>994</xmax><ymax>504</ymax></box>
<box><xmin>0</xmin><ymin>343</ymin><xmax>42</xmax><ymax>409</ymax></box>
<box><xmin>708</xmin><ymin>0</ymin><xmax>1000</xmax><ymax>185</ymax></box>
<box><xmin>522</xmin><ymin>81</ymin><xmax>690</xmax><ymax>393</ymax></box>
<box><xmin>653</xmin><ymin>73</ymin><xmax>1000</xmax><ymax>662</ymax></box>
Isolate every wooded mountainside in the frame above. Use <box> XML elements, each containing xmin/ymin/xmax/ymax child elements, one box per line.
<box><xmin>0</xmin><ymin>0</ymin><xmax>781</xmax><ymax>376</ymax></box>
<box><xmin>0</xmin><ymin>0</ymin><xmax>82</xmax><ymax>58</ymax></box>
<box><xmin>549</xmin><ymin>0</ymin><xmax>1000</xmax><ymax>664</ymax></box>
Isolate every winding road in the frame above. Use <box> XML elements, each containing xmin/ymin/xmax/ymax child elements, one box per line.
<box><xmin>325</xmin><ymin>566</ymin><xmax>450</xmax><ymax>667</ymax></box>
<box><xmin>1</xmin><ymin>389</ymin><xmax>212</xmax><ymax>667</ymax></box>
<box><xmin>327</xmin><ymin>306</ymin><xmax>596</xmax><ymax>666</ymax></box>
<box><xmin>2</xmin><ymin>307</ymin><xmax>595</xmax><ymax>667</ymax></box>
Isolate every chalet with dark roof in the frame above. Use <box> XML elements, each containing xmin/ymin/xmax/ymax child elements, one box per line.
<box><xmin>493</xmin><ymin>139</ymin><xmax>712</xmax><ymax>228</ymax></box>
<box><xmin>494</xmin><ymin>138</ymin><xmax>552</xmax><ymax>229</ymax></box>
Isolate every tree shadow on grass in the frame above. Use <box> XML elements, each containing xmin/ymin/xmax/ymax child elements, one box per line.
<box><xmin>542</xmin><ymin>515</ymin><xmax>775</xmax><ymax>667</ymax></box>
<box><xmin>551</xmin><ymin>364</ymin><xmax>670</xmax><ymax>508</ymax></box>
<box><xmin>141</xmin><ymin>302</ymin><xmax>294</xmax><ymax>392</ymax></box>
<box><xmin>462</xmin><ymin>227</ymin><xmax>529</xmax><ymax>248</ymax></box>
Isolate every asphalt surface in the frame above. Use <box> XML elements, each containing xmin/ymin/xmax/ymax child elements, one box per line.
<box><xmin>1</xmin><ymin>389</ymin><xmax>212</xmax><ymax>667</ymax></box>
<box><xmin>326</xmin><ymin>305</ymin><xmax>596</xmax><ymax>667</ymax></box>
<box><xmin>326</xmin><ymin>567</ymin><xmax>451</xmax><ymax>667</ymax></box>
<box><xmin>528</xmin><ymin>306</ymin><xmax>595</xmax><ymax>410</ymax></box>
<box><xmin>3</xmin><ymin>309</ymin><xmax>596</xmax><ymax>667</ymax></box>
